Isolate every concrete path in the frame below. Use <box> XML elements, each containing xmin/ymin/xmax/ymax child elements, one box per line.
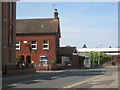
<box><xmin>89</xmin><ymin>72</ymin><xmax>118</xmax><ymax>88</ymax></box>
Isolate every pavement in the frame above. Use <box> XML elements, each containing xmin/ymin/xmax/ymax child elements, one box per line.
<box><xmin>83</xmin><ymin>66</ymin><xmax>118</xmax><ymax>88</ymax></box>
<box><xmin>89</xmin><ymin>72</ymin><xmax>118</xmax><ymax>88</ymax></box>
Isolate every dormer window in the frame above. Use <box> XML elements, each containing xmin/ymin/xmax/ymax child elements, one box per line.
<box><xmin>31</xmin><ymin>40</ymin><xmax>37</xmax><ymax>50</ymax></box>
<box><xmin>43</xmin><ymin>40</ymin><xmax>49</xmax><ymax>50</ymax></box>
<box><xmin>73</xmin><ymin>49</ymin><xmax>78</xmax><ymax>55</ymax></box>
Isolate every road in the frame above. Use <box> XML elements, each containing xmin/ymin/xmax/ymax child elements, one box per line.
<box><xmin>2</xmin><ymin>66</ymin><xmax>118</xmax><ymax>89</ymax></box>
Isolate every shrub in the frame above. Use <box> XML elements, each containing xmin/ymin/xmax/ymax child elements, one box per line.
<box><xmin>47</xmin><ymin>58</ymin><xmax>56</xmax><ymax>64</ymax></box>
<box><xmin>16</xmin><ymin>55</ymin><xmax>20</xmax><ymax>64</ymax></box>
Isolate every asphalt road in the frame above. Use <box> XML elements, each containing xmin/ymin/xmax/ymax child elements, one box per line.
<box><xmin>2</xmin><ymin>66</ymin><xmax>118</xmax><ymax>89</ymax></box>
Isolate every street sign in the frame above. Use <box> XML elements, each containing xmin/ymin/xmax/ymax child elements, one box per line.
<box><xmin>45</xmin><ymin>56</ymin><xmax>48</xmax><ymax>60</ymax></box>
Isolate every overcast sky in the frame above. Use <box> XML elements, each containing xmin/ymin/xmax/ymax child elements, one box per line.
<box><xmin>16</xmin><ymin>1</ymin><xmax>118</xmax><ymax>48</ymax></box>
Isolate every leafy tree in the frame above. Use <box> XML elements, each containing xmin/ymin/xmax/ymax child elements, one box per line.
<box><xmin>65</xmin><ymin>45</ymin><xmax>71</xmax><ymax>47</ymax></box>
<box><xmin>81</xmin><ymin>51</ymin><xmax>112</xmax><ymax>67</ymax></box>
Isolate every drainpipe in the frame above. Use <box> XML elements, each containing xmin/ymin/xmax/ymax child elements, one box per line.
<box><xmin>97</xmin><ymin>45</ymin><xmax>102</xmax><ymax>66</ymax></box>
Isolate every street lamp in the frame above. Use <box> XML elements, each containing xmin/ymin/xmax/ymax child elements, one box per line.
<box><xmin>97</xmin><ymin>45</ymin><xmax>102</xmax><ymax>66</ymax></box>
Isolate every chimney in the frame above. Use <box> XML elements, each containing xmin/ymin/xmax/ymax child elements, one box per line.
<box><xmin>83</xmin><ymin>44</ymin><xmax>87</xmax><ymax>48</ymax></box>
<box><xmin>54</xmin><ymin>9</ymin><xmax>59</xmax><ymax>20</ymax></box>
<box><xmin>109</xmin><ymin>46</ymin><xmax>112</xmax><ymax>48</ymax></box>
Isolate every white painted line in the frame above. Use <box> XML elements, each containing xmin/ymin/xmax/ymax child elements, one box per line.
<box><xmin>33</xmin><ymin>79</ymin><xmax>44</xmax><ymax>82</ymax></box>
<box><xmin>63</xmin><ymin>73</ymin><xmax>109</xmax><ymax>88</ymax></box>
<box><xmin>9</xmin><ymin>79</ymin><xmax>44</xmax><ymax>86</ymax></box>
<box><xmin>51</xmin><ymin>77</ymin><xmax>58</xmax><ymax>79</ymax></box>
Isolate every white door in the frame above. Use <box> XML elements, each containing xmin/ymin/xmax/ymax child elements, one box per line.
<box><xmin>84</xmin><ymin>57</ymin><xmax>91</xmax><ymax>68</ymax></box>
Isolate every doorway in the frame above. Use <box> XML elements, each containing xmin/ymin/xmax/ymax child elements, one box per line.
<box><xmin>26</xmin><ymin>55</ymin><xmax>31</xmax><ymax>68</ymax></box>
<box><xmin>20</xmin><ymin>55</ymin><xmax>24</xmax><ymax>64</ymax></box>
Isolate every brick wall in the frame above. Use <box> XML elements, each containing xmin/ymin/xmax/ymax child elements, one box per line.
<box><xmin>71</xmin><ymin>55</ymin><xmax>80</xmax><ymax>68</ymax></box>
<box><xmin>16</xmin><ymin>34</ymin><xmax>58</xmax><ymax>64</ymax></box>
<box><xmin>113</xmin><ymin>55</ymin><xmax>120</xmax><ymax>63</ymax></box>
<box><xmin>2</xmin><ymin>2</ymin><xmax>16</xmax><ymax>74</ymax></box>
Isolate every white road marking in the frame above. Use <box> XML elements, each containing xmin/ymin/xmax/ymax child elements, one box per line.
<box><xmin>51</xmin><ymin>77</ymin><xmax>58</xmax><ymax>79</ymax></box>
<box><xmin>8</xmin><ymin>79</ymin><xmax>44</xmax><ymax>86</ymax></box>
<box><xmin>33</xmin><ymin>79</ymin><xmax>43</xmax><ymax>82</ymax></box>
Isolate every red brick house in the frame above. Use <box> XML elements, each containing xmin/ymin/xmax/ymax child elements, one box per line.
<box><xmin>16</xmin><ymin>9</ymin><xmax>61</xmax><ymax>70</ymax></box>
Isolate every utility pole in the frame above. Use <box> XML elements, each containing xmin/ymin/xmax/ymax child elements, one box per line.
<box><xmin>53</xmin><ymin>3</ymin><xmax>56</xmax><ymax>9</ymax></box>
<box><xmin>97</xmin><ymin>45</ymin><xmax>102</xmax><ymax>66</ymax></box>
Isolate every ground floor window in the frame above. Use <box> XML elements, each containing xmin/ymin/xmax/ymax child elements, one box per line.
<box><xmin>40</xmin><ymin>56</ymin><xmax>48</xmax><ymax>65</ymax></box>
<box><xmin>62</xmin><ymin>56</ymin><xmax>70</xmax><ymax>64</ymax></box>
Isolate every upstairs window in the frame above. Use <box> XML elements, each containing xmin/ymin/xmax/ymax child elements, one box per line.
<box><xmin>43</xmin><ymin>40</ymin><xmax>49</xmax><ymax>50</ymax></box>
<box><xmin>31</xmin><ymin>40</ymin><xmax>37</xmax><ymax>50</ymax></box>
<box><xmin>16</xmin><ymin>40</ymin><xmax>20</xmax><ymax>50</ymax></box>
<box><xmin>9</xmin><ymin>25</ymin><xmax>13</xmax><ymax>46</ymax></box>
<box><xmin>10</xmin><ymin>1</ymin><xmax>13</xmax><ymax>20</ymax></box>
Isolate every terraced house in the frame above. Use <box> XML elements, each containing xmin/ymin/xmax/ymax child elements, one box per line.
<box><xmin>16</xmin><ymin>9</ymin><xmax>61</xmax><ymax>70</ymax></box>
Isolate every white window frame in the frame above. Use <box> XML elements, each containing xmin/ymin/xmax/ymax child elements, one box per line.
<box><xmin>43</xmin><ymin>40</ymin><xmax>49</xmax><ymax>50</ymax></box>
<box><xmin>40</xmin><ymin>56</ymin><xmax>48</xmax><ymax>65</ymax></box>
<box><xmin>16</xmin><ymin>40</ymin><xmax>20</xmax><ymax>50</ymax></box>
<box><xmin>31</xmin><ymin>40</ymin><xmax>37</xmax><ymax>50</ymax></box>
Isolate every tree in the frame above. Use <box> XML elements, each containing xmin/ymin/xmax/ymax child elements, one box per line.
<box><xmin>82</xmin><ymin>51</ymin><xmax>112</xmax><ymax>67</ymax></box>
<box><xmin>65</xmin><ymin>45</ymin><xmax>71</xmax><ymax>47</ymax></box>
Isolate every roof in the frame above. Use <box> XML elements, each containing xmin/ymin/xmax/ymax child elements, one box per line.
<box><xmin>58</xmin><ymin>47</ymin><xmax>77</xmax><ymax>56</ymax></box>
<box><xmin>77</xmin><ymin>48</ymin><xmax>119</xmax><ymax>52</ymax></box>
<box><xmin>16</xmin><ymin>18</ymin><xmax>61</xmax><ymax>37</ymax></box>
<box><xmin>78</xmin><ymin>53</ymin><xmax>91</xmax><ymax>57</ymax></box>
<box><xmin>77</xmin><ymin>48</ymin><xmax>120</xmax><ymax>56</ymax></box>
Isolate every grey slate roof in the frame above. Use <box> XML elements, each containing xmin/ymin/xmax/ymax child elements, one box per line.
<box><xmin>58</xmin><ymin>47</ymin><xmax>76</xmax><ymax>56</ymax></box>
<box><xmin>16</xmin><ymin>18</ymin><xmax>60</xmax><ymax>36</ymax></box>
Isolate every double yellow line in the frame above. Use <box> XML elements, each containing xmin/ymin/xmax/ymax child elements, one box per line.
<box><xmin>62</xmin><ymin>73</ymin><xmax>109</xmax><ymax>88</ymax></box>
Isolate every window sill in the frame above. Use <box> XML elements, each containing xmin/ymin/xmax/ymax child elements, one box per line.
<box><xmin>42</xmin><ymin>48</ymin><xmax>49</xmax><ymax>50</ymax></box>
<box><xmin>32</xmin><ymin>49</ymin><xmax>37</xmax><ymax>50</ymax></box>
<box><xmin>16</xmin><ymin>49</ymin><xmax>20</xmax><ymax>51</ymax></box>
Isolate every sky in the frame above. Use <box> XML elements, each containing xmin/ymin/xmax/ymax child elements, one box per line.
<box><xmin>16</xmin><ymin>1</ymin><xmax>118</xmax><ymax>48</ymax></box>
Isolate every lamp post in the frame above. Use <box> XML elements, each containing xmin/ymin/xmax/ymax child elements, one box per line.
<box><xmin>97</xmin><ymin>45</ymin><xmax>102</xmax><ymax>66</ymax></box>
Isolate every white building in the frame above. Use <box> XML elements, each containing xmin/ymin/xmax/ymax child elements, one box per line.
<box><xmin>77</xmin><ymin>48</ymin><xmax>120</xmax><ymax>56</ymax></box>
